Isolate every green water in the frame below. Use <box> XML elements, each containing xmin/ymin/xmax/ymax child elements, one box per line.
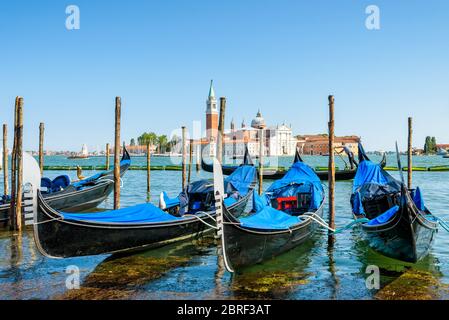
<box><xmin>0</xmin><ymin>154</ymin><xmax>449</xmax><ymax>300</ymax></box>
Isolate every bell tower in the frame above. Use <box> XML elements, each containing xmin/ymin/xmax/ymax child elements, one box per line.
<box><xmin>206</xmin><ymin>80</ymin><xmax>218</xmax><ymax>140</ymax></box>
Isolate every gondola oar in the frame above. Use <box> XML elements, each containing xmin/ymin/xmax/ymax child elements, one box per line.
<box><xmin>213</xmin><ymin>157</ymin><xmax>234</xmax><ymax>273</ymax></box>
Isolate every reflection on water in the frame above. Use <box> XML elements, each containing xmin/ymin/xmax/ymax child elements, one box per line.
<box><xmin>0</xmin><ymin>155</ymin><xmax>449</xmax><ymax>300</ymax></box>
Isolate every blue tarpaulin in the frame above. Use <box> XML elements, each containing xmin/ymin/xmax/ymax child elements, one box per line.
<box><xmin>352</xmin><ymin>191</ymin><xmax>365</xmax><ymax>215</ymax></box>
<box><xmin>224</xmin><ymin>165</ymin><xmax>256</xmax><ymax>196</ymax></box>
<box><xmin>266</xmin><ymin>161</ymin><xmax>324</xmax><ymax>210</ymax></box>
<box><xmin>353</xmin><ymin>160</ymin><xmax>389</xmax><ymax>192</ymax></box>
<box><xmin>367</xmin><ymin>205</ymin><xmax>399</xmax><ymax>226</ymax></box>
<box><xmin>62</xmin><ymin>202</ymin><xmax>183</xmax><ymax>224</ymax></box>
<box><xmin>239</xmin><ymin>205</ymin><xmax>301</xmax><ymax>230</ymax></box>
<box><xmin>413</xmin><ymin>187</ymin><xmax>425</xmax><ymax>211</ymax></box>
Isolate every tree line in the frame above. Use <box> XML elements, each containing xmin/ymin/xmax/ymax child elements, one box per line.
<box><xmin>129</xmin><ymin>132</ymin><xmax>181</xmax><ymax>153</ymax></box>
<box><xmin>424</xmin><ymin>136</ymin><xmax>438</xmax><ymax>154</ymax></box>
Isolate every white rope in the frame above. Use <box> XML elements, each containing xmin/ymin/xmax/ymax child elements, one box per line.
<box><xmin>302</xmin><ymin>212</ymin><xmax>336</xmax><ymax>232</ymax></box>
<box><xmin>183</xmin><ymin>213</ymin><xmax>218</xmax><ymax>230</ymax></box>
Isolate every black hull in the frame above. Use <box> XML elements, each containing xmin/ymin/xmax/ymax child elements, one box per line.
<box><xmin>0</xmin><ymin>149</ymin><xmax>131</xmax><ymax>227</ymax></box>
<box><xmin>34</xmin><ymin>189</ymin><xmax>252</xmax><ymax>258</ymax></box>
<box><xmin>221</xmin><ymin>202</ymin><xmax>324</xmax><ymax>271</ymax></box>
<box><xmin>357</xmin><ymin>194</ymin><xmax>437</xmax><ymax>263</ymax></box>
<box><xmin>201</xmin><ymin>159</ymin><xmax>355</xmax><ymax>181</ymax></box>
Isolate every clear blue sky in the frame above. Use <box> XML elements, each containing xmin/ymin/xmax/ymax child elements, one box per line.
<box><xmin>1</xmin><ymin>0</ymin><xmax>448</xmax><ymax>152</ymax></box>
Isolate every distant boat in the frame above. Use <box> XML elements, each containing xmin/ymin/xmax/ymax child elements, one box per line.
<box><xmin>444</xmin><ymin>154</ymin><xmax>449</xmax><ymax>159</ymax></box>
<box><xmin>68</xmin><ymin>144</ymin><xmax>90</xmax><ymax>159</ymax></box>
<box><xmin>438</xmin><ymin>148</ymin><xmax>448</xmax><ymax>156</ymax></box>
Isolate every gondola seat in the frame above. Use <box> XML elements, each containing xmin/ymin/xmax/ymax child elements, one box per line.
<box><xmin>0</xmin><ymin>195</ymin><xmax>11</xmax><ymax>205</ymax></box>
<box><xmin>40</xmin><ymin>177</ymin><xmax>53</xmax><ymax>193</ymax></box>
<box><xmin>51</xmin><ymin>175</ymin><xmax>71</xmax><ymax>192</ymax></box>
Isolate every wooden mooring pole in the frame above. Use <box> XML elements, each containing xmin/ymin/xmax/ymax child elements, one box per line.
<box><xmin>114</xmin><ymin>97</ymin><xmax>121</xmax><ymax>210</ymax></box>
<box><xmin>146</xmin><ymin>142</ymin><xmax>151</xmax><ymax>200</ymax></box>
<box><xmin>408</xmin><ymin>117</ymin><xmax>413</xmax><ymax>189</ymax></box>
<box><xmin>106</xmin><ymin>143</ymin><xmax>110</xmax><ymax>170</ymax></box>
<box><xmin>39</xmin><ymin>122</ymin><xmax>44</xmax><ymax>176</ymax></box>
<box><xmin>196</xmin><ymin>144</ymin><xmax>201</xmax><ymax>172</ymax></box>
<box><xmin>2</xmin><ymin>124</ymin><xmax>8</xmax><ymax>198</ymax></box>
<box><xmin>182</xmin><ymin>126</ymin><xmax>187</xmax><ymax>190</ymax></box>
<box><xmin>9</xmin><ymin>97</ymin><xmax>24</xmax><ymax>232</ymax></box>
<box><xmin>328</xmin><ymin>95</ymin><xmax>336</xmax><ymax>242</ymax></box>
<box><xmin>9</xmin><ymin>98</ymin><xmax>18</xmax><ymax>229</ymax></box>
<box><xmin>258</xmin><ymin>129</ymin><xmax>264</xmax><ymax>195</ymax></box>
<box><xmin>188</xmin><ymin>139</ymin><xmax>193</xmax><ymax>184</ymax></box>
<box><xmin>217</xmin><ymin>97</ymin><xmax>226</xmax><ymax>164</ymax></box>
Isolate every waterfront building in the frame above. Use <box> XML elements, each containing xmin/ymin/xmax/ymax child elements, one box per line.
<box><xmin>297</xmin><ymin>135</ymin><xmax>360</xmax><ymax>156</ymax></box>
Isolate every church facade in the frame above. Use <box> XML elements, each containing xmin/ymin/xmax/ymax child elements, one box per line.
<box><xmin>204</xmin><ymin>81</ymin><xmax>298</xmax><ymax>157</ymax></box>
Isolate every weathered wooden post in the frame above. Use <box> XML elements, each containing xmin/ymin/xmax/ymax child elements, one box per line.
<box><xmin>188</xmin><ymin>139</ymin><xmax>193</xmax><ymax>184</ymax></box>
<box><xmin>196</xmin><ymin>143</ymin><xmax>201</xmax><ymax>172</ymax></box>
<box><xmin>258</xmin><ymin>129</ymin><xmax>264</xmax><ymax>195</ymax></box>
<box><xmin>146</xmin><ymin>142</ymin><xmax>151</xmax><ymax>200</ymax></box>
<box><xmin>408</xmin><ymin>117</ymin><xmax>413</xmax><ymax>189</ymax></box>
<box><xmin>39</xmin><ymin>122</ymin><xmax>44</xmax><ymax>175</ymax></box>
<box><xmin>9</xmin><ymin>97</ymin><xmax>24</xmax><ymax>231</ymax></box>
<box><xmin>182</xmin><ymin>126</ymin><xmax>187</xmax><ymax>189</ymax></box>
<box><xmin>15</xmin><ymin>98</ymin><xmax>24</xmax><ymax>232</ymax></box>
<box><xmin>114</xmin><ymin>97</ymin><xmax>121</xmax><ymax>210</ymax></box>
<box><xmin>2</xmin><ymin>124</ymin><xmax>8</xmax><ymax>198</ymax></box>
<box><xmin>217</xmin><ymin>97</ymin><xmax>226</xmax><ymax>164</ymax></box>
<box><xmin>9</xmin><ymin>98</ymin><xmax>19</xmax><ymax>229</ymax></box>
<box><xmin>105</xmin><ymin>143</ymin><xmax>110</xmax><ymax>170</ymax></box>
<box><xmin>328</xmin><ymin>95</ymin><xmax>336</xmax><ymax>241</ymax></box>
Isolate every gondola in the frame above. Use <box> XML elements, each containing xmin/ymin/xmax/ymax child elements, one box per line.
<box><xmin>0</xmin><ymin>148</ymin><xmax>131</xmax><ymax>227</ymax></box>
<box><xmin>213</xmin><ymin>149</ymin><xmax>325</xmax><ymax>272</ymax></box>
<box><xmin>33</xmin><ymin>152</ymin><xmax>257</xmax><ymax>258</ymax></box>
<box><xmin>350</xmin><ymin>143</ymin><xmax>438</xmax><ymax>263</ymax></box>
<box><xmin>201</xmin><ymin>146</ymin><xmax>379</xmax><ymax>181</ymax></box>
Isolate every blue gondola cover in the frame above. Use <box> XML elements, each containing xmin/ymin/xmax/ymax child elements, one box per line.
<box><xmin>413</xmin><ymin>187</ymin><xmax>425</xmax><ymax>211</ymax></box>
<box><xmin>353</xmin><ymin>160</ymin><xmax>389</xmax><ymax>192</ymax></box>
<box><xmin>367</xmin><ymin>205</ymin><xmax>400</xmax><ymax>226</ymax></box>
<box><xmin>62</xmin><ymin>202</ymin><xmax>183</xmax><ymax>223</ymax></box>
<box><xmin>266</xmin><ymin>161</ymin><xmax>324</xmax><ymax>210</ymax></box>
<box><xmin>239</xmin><ymin>205</ymin><xmax>302</xmax><ymax>230</ymax></box>
<box><xmin>224</xmin><ymin>165</ymin><xmax>256</xmax><ymax>196</ymax></box>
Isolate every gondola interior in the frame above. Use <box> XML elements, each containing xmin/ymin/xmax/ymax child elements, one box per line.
<box><xmin>238</xmin><ymin>161</ymin><xmax>324</xmax><ymax>231</ymax></box>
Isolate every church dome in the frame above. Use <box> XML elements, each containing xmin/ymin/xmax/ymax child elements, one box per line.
<box><xmin>251</xmin><ymin>110</ymin><xmax>266</xmax><ymax>129</ymax></box>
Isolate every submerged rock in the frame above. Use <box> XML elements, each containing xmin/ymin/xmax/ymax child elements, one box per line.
<box><xmin>376</xmin><ymin>270</ymin><xmax>449</xmax><ymax>300</ymax></box>
<box><xmin>56</xmin><ymin>255</ymin><xmax>189</xmax><ymax>300</ymax></box>
<box><xmin>230</xmin><ymin>271</ymin><xmax>309</xmax><ymax>299</ymax></box>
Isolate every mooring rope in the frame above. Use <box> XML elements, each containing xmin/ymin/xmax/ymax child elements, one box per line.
<box><xmin>302</xmin><ymin>212</ymin><xmax>369</xmax><ymax>234</ymax></box>
<box><xmin>184</xmin><ymin>213</ymin><xmax>219</xmax><ymax>230</ymax></box>
<box><xmin>433</xmin><ymin>216</ymin><xmax>449</xmax><ymax>233</ymax></box>
<box><xmin>332</xmin><ymin>218</ymin><xmax>370</xmax><ymax>234</ymax></box>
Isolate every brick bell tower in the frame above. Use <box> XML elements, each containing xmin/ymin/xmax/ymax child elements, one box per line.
<box><xmin>206</xmin><ymin>80</ymin><xmax>218</xmax><ymax>141</ymax></box>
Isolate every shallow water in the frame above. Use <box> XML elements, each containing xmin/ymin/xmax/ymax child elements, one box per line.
<box><xmin>0</xmin><ymin>154</ymin><xmax>449</xmax><ymax>300</ymax></box>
